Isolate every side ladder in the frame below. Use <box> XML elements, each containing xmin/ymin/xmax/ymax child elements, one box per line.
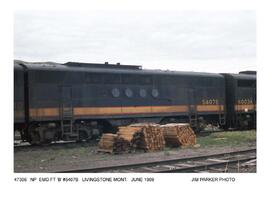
<box><xmin>60</xmin><ymin>86</ymin><xmax>78</xmax><ymax>140</ymax></box>
<box><xmin>218</xmin><ymin>104</ymin><xmax>226</xmax><ymax>126</ymax></box>
<box><xmin>188</xmin><ymin>105</ymin><xmax>198</xmax><ymax>128</ymax></box>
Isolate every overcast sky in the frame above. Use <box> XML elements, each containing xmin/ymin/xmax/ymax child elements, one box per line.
<box><xmin>14</xmin><ymin>11</ymin><xmax>256</xmax><ymax>73</ymax></box>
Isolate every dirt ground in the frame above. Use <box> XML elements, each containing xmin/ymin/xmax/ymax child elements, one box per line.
<box><xmin>14</xmin><ymin>130</ymin><xmax>256</xmax><ymax>173</ymax></box>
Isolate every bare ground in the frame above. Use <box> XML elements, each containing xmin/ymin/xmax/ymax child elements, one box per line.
<box><xmin>14</xmin><ymin>131</ymin><xmax>256</xmax><ymax>173</ymax></box>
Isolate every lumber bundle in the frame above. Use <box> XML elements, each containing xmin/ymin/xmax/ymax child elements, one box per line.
<box><xmin>161</xmin><ymin>123</ymin><xmax>196</xmax><ymax>147</ymax></box>
<box><xmin>98</xmin><ymin>123</ymin><xmax>195</xmax><ymax>154</ymax></box>
<box><xmin>117</xmin><ymin>126</ymin><xmax>143</xmax><ymax>143</ymax></box>
<box><xmin>98</xmin><ymin>133</ymin><xmax>130</xmax><ymax>154</ymax></box>
<box><xmin>117</xmin><ymin>123</ymin><xmax>165</xmax><ymax>151</ymax></box>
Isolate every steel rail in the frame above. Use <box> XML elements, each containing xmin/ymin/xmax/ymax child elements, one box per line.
<box><xmin>158</xmin><ymin>156</ymin><xmax>256</xmax><ymax>173</ymax></box>
<box><xmin>57</xmin><ymin>148</ymin><xmax>256</xmax><ymax>173</ymax></box>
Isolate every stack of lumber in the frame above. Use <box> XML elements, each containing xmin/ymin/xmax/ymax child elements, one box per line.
<box><xmin>118</xmin><ymin>123</ymin><xmax>165</xmax><ymax>151</ymax></box>
<box><xmin>98</xmin><ymin>133</ymin><xmax>130</xmax><ymax>154</ymax></box>
<box><xmin>98</xmin><ymin>123</ymin><xmax>196</xmax><ymax>154</ymax></box>
<box><xmin>117</xmin><ymin>126</ymin><xmax>143</xmax><ymax>143</ymax></box>
<box><xmin>161</xmin><ymin>123</ymin><xmax>196</xmax><ymax>147</ymax></box>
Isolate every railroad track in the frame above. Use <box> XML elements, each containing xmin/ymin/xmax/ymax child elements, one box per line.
<box><xmin>57</xmin><ymin>148</ymin><xmax>256</xmax><ymax>173</ymax></box>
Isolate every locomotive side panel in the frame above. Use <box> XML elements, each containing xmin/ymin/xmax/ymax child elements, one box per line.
<box><xmin>223</xmin><ymin>73</ymin><xmax>256</xmax><ymax>129</ymax></box>
<box><xmin>235</xmin><ymin>79</ymin><xmax>256</xmax><ymax>112</ymax></box>
<box><xmin>194</xmin><ymin>76</ymin><xmax>225</xmax><ymax>114</ymax></box>
<box><xmin>14</xmin><ymin>63</ymin><xmax>25</xmax><ymax>125</ymax></box>
<box><xmin>154</xmin><ymin>74</ymin><xmax>225</xmax><ymax>114</ymax></box>
<box><xmin>235</xmin><ymin>77</ymin><xmax>256</xmax><ymax>128</ymax></box>
<box><xmin>28</xmin><ymin>70</ymin><xmax>62</xmax><ymax>121</ymax></box>
<box><xmin>27</xmin><ymin>67</ymin><xmax>226</xmax><ymax>124</ymax></box>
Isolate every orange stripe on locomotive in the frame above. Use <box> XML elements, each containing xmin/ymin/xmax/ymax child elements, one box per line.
<box><xmin>29</xmin><ymin>104</ymin><xmax>224</xmax><ymax>118</ymax></box>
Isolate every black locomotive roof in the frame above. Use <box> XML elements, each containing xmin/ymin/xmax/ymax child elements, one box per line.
<box><xmin>239</xmin><ymin>71</ymin><xmax>256</xmax><ymax>75</ymax></box>
<box><xmin>225</xmin><ymin>73</ymin><xmax>256</xmax><ymax>80</ymax></box>
<box><xmin>14</xmin><ymin>62</ymin><xmax>23</xmax><ymax>70</ymax></box>
<box><xmin>14</xmin><ymin>60</ymin><xmax>223</xmax><ymax>78</ymax></box>
<box><xmin>65</xmin><ymin>62</ymin><xmax>142</xmax><ymax>70</ymax></box>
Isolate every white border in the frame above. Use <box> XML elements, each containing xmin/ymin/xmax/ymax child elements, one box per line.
<box><xmin>1</xmin><ymin>0</ymin><xmax>269</xmax><ymax>208</ymax></box>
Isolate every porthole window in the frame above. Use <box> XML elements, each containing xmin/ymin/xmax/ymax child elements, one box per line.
<box><xmin>125</xmin><ymin>88</ymin><xmax>133</xmax><ymax>98</ymax></box>
<box><xmin>112</xmin><ymin>88</ymin><xmax>120</xmax><ymax>97</ymax></box>
<box><xmin>139</xmin><ymin>89</ymin><xmax>147</xmax><ymax>98</ymax></box>
<box><xmin>152</xmin><ymin>89</ymin><xmax>159</xmax><ymax>98</ymax></box>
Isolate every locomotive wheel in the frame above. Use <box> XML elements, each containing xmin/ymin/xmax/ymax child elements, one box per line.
<box><xmin>29</xmin><ymin>131</ymin><xmax>52</xmax><ymax>145</ymax></box>
<box><xmin>78</xmin><ymin>129</ymin><xmax>92</xmax><ymax>142</ymax></box>
<box><xmin>26</xmin><ymin>123</ymin><xmax>40</xmax><ymax>145</ymax></box>
<box><xmin>29</xmin><ymin>130</ymin><xmax>41</xmax><ymax>145</ymax></box>
<box><xmin>28</xmin><ymin>124</ymin><xmax>53</xmax><ymax>145</ymax></box>
<box><xmin>76</xmin><ymin>124</ymin><xmax>92</xmax><ymax>142</ymax></box>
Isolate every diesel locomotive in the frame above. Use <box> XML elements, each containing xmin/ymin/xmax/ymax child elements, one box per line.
<box><xmin>14</xmin><ymin>60</ymin><xmax>256</xmax><ymax>145</ymax></box>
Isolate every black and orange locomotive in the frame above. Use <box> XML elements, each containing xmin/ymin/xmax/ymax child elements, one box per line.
<box><xmin>14</xmin><ymin>60</ymin><xmax>256</xmax><ymax>145</ymax></box>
